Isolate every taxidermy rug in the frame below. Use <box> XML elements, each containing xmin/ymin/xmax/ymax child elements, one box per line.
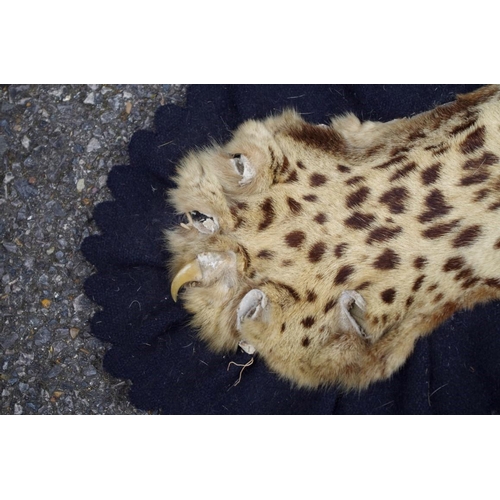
<box><xmin>82</xmin><ymin>84</ymin><xmax>500</xmax><ymax>414</ymax></box>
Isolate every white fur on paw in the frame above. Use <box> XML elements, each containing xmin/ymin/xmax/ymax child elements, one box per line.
<box><xmin>236</xmin><ymin>289</ymin><xmax>269</xmax><ymax>331</ymax></box>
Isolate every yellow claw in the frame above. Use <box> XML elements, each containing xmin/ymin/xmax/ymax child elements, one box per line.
<box><xmin>171</xmin><ymin>259</ymin><xmax>203</xmax><ymax>302</ymax></box>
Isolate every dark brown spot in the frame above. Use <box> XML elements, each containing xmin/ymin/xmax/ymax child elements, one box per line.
<box><xmin>421</xmin><ymin>163</ymin><xmax>442</xmax><ymax>185</ymax></box>
<box><xmin>345</xmin><ymin>212</ymin><xmax>376</xmax><ymax>230</ymax></box>
<box><xmin>495</xmin><ymin>238</ymin><xmax>500</xmax><ymax>250</ymax></box>
<box><xmin>443</xmin><ymin>256</ymin><xmax>465</xmax><ymax>272</ymax></box>
<box><xmin>424</xmin><ymin>142</ymin><xmax>448</xmax><ymax>155</ymax></box>
<box><xmin>271</xmin><ymin>155</ymin><xmax>289</xmax><ymax>181</ymax></box>
<box><xmin>418</xmin><ymin>189</ymin><xmax>452</xmax><ymax>223</ymax></box>
<box><xmin>236</xmin><ymin>201</ymin><xmax>248</xmax><ymax>211</ymax></box>
<box><xmin>414</xmin><ymin>256</ymin><xmax>428</xmax><ymax>269</ymax></box>
<box><xmin>460</xmin><ymin>171</ymin><xmax>490</xmax><ymax>186</ymax></box>
<box><xmin>257</xmin><ymin>249</ymin><xmax>274</xmax><ymax>259</ymax></box>
<box><xmin>489</xmin><ymin>201</ymin><xmax>500</xmax><ymax>211</ymax></box>
<box><xmin>406</xmin><ymin>295</ymin><xmax>415</xmax><ymax>307</ymax></box>
<box><xmin>373</xmin><ymin>248</ymin><xmax>401</xmax><ymax>270</ymax></box>
<box><xmin>462</xmin><ymin>151</ymin><xmax>499</xmax><ymax>170</ymax></box>
<box><xmin>367</xmin><ymin>144</ymin><xmax>384</xmax><ymax>156</ymax></box>
<box><xmin>412</xmin><ymin>275</ymin><xmax>426</xmax><ymax>292</ymax></box>
<box><xmin>334</xmin><ymin>264</ymin><xmax>355</xmax><ymax>285</ymax></box>
<box><xmin>380</xmin><ymin>187</ymin><xmax>409</xmax><ymax>214</ymax></box>
<box><xmin>284</xmin><ymin>170</ymin><xmax>299</xmax><ymax>183</ymax></box>
<box><xmin>287</xmin><ymin>197</ymin><xmax>302</xmax><ymax>215</ymax></box>
<box><xmin>308</xmin><ymin>241</ymin><xmax>327</xmax><ymax>263</ymax></box>
<box><xmin>428</xmin><ymin>284</ymin><xmax>438</xmax><ymax>292</ymax></box>
<box><xmin>279</xmin><ymin>156</ymin><xmax>290</xmax><ymax>174</ymax></box>
<box><xmin>287</xmin><ymin>122</ymin><xmax>345</xmax><ymax>154</ymax></box>
<box><xmin>433</xmin><ymin>293</ymin><xmax>444</xmax><ymax>303</ymax></box>
<box><xmin>389</xmin><ymin>162</ymin><xmax>417</xmax><ymax>182</ymax></box>
<box><xmin>422</xmin><ymin>219</ymin><xmax>460</xmax><ymax>239</ymax></box>
<box><xmin>381</xmin><ymin>288</ymin><xmax>396</xmax><ymax>304</ymax></box>
<box><xmin>314</xmin><ymin>213</ymin><xmax>328</xmax><ymax>224</ymax></box>
<box><xmin>485</xmin><ymin>278</ymin><xmax>500</xmax><ymax>288</ymax></box>
<box><xmin>306</xmin><ymin>290</ymin><xmax>317</xmax><ymax>302</ymax></box>
<box><xmin>281</xmin><ymin>322</ymin><xmax>286</xmax><ymax>333</ymax></box>
<box><xmin>474</xmin><ymin>188</ymin><xmax>490</xmax><ymax>201</ymax></box>
<box><xmin>303</xmin><ymin>194</ymin><xmax>318</xmax><ymax>202</ymax></box>
<box><xmin>310</xmin><ymin>172</ymin><xmax>328</xmax><ymax>187</ymax></box>
<box><xmin>390</xmin><ymin>146</ymin><xmax>411</xmax><ymax>157</ymax></box>
<box><xmin>324</xmin><ymin>299</ymin><xmax>337</xmax><ymax>314</ymax></box>
<box><xmin>455</xmin><ymin>268</ymin><xmax>473</xmax><ymax>281</ymax></box>
<box><xmin>346</xmin><ymin>186</ymin><xmax>371</xmax><ymax>209</ymax></box>
<box><xmin>357</xmin><ymin>281</ymin><xmax>371</xmax><ymax>291</ymax></box>
<box><xmin>301</xmin><ymin>336</ymin><xmax>311</xmax><ymax>346</ymax></box>
<box><xmin>373</xmin><ymin>154</ymin><xmax>407</xmax><ymax>170</ymax></box>
<box><xmin>452</xmin><ymin>224</ymin><xmax>482</xmax><ymax>248</ymax></box>
<box><xmin>285</xmin><ymin>230</ymin><xmax>306</xmax><ymax>248</ymax></box>
<box><xmin>366</xmin><ymin>225</ymin><xmax>403</xmax><ymax>245</ymax></box>
<box><xmin>258</xmin><ymin>197</ymin><xmax>275</xmax><ymax>230</ymax></box>
<box><xmin>450</xmin><ymin>116</ymin><xmax>478</xmax><ymax>136</ymax></box>
<box><xmin>334</xmin><ymin>243</ymin><xmax>348</xmax><ymax>258</ymax></box>
<box><xmin>281</xmin><ymin>259</ymin><xmax>293</xmax><ymax>267</ymax></box>
<box><xmin>275</xmin><ymin>282</ymin><xmax>300</xmax><ymax>301</ymax></box>
<box><xmin>433</xmin><ymin>145</ymin><xmax>450</xmax><ymax>156</ymax></box>
<box><xmin>408</xmin><ymin>130</ymin><xmax>427</xmax><ymax>141</ymax></box>
<box><xmin>461</xmin><ymin>276</ymin><xmax>480</xmax><ymax>289</ymax></box>
<box><xmin>460</xmin><ymin>126</ymin><xmax>486</xmax><ymax>154</ymax></box>
<box><xmin>346</xmin><ymin>176</ymin><xmax>365</xmax><ymax>186</ymax></box>
<box><xmin>239</xmin><ymin>245</ymin><xmax>251</xmax><ymax>269</ymax></box>
<box><xmin>337</xmin><ymin>164</ymin><xmax>350</xmax><ymax>173</ymax></box>
<box><xmin>301</xmin><ymin>317</ymin><xmax>315</xmax><ymax>328</ymax></box>
<box><xmin>233</xmin><ymin>216</ymin><xmax>245</xmax><ymax>229</ymax></box>
<box><xmin>268</xmin><ymin>146</ymin><xmax>277</xmax><ymax>170</ymax></box>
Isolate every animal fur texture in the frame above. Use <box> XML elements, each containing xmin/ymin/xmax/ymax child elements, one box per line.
<box><xmin>167</xmin><ymin>85</ymin><xmax>500</xmax><ymax>390</ymax></box>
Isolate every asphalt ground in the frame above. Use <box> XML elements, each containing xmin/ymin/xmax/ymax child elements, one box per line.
<box><xmin>0</xmin><ymin>84</ymin><xmax>187</xmax><ymax>414</ymax></box>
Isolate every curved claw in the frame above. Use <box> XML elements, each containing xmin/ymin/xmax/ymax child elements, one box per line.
<box><xmin>171</xmin><ymin>259</ymin><xmax>203</xmax><ymax>302</ymax></box>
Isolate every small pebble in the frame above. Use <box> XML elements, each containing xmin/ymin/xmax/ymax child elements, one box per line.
<box><xmin>70</xmin><ymin>328</ymin><xmax>80</xmax><ymax>339</ymax></box>
<box><xmin>34</xmin><ymin>327</ymin><xmax>51</xmax><ymax>345</ymax></box>
<box><xmin>3</xmin><ymin>242</ymin><xmax>18</xmax><ymax>253</ymax></box>
<box><xmin>84</xmin><ymin>92</ymin><xmax>96</xmax><ymax>105</ymax></box>
<box><xmin>86</xmin><ymin>138</ymin><xmax>101</xmax><ymax>153</ymax></box>
<box><xmin>46</xmin><ymin>365</ymin><xmax>63</xmax><ymax>379</ymax></box>
<box><xmin>83</xmin><ymin>366</ymin><xmax>97</xmax><ymax>377</ymax></box>
<box><xmin>0</xmin><ymin>333</ymin><xmax>19</xmax><ymax>350</ymax></box>
<box><xmin>14</xmin><ymin>178</ymin><xmax>38</xmax><ymax>199</ymax></box>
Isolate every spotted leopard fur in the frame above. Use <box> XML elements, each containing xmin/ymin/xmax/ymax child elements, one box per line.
<box><xmin>167</xmin><ymin>85</ymin><xmax>500</xmax><ymax>390</ymax></box>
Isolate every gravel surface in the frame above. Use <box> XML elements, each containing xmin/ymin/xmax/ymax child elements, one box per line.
<box><xmin>0</xmin><ymin>84</ymin><xmax>188</xmax><ymax>414</ymax></box>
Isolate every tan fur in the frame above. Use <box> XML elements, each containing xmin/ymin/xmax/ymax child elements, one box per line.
<box><xmin>166</xmin><ymin>85</ymin><xmax>500</xmax><ymax>390</ymax></box>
